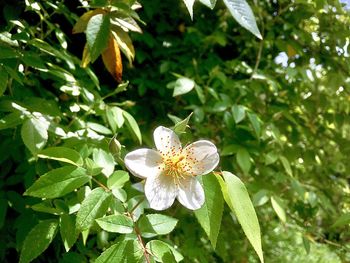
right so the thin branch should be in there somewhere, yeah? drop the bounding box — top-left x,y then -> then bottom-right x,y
91,177 -> 110,192
250,39 -> 264,80
129,197 -> 145,214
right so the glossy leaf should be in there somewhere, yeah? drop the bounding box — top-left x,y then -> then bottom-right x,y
183,0 -> 195,19
24,166 -> 89,199
76,187 -> 112,231
19,219 -> 58,263
173,77 -> 195,97
107,170 -> 129,189
86,13 -> 110,62
95,214 -> 133,233
194,173 -> 223,248
232,105 -> 246,124
223,0 -> 262,39
222,171 -> 264,263
236,148 -> 251,174
270,196 -> 286,223
38,147 -> 83,166
138,214 -> 178,238
146,240 -> 183,263
21,117 -> 48,155
122,110 -> 142,144
94,239 -> 143,263
60,214 -> 79,252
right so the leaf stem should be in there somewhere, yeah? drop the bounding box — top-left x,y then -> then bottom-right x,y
91,177 -> 110,192
129,197 -> 145,214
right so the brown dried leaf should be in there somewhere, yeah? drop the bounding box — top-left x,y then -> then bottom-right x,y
102,36 -> 123,82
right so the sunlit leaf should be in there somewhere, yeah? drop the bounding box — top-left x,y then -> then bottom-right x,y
221,171 -> 264,263
102,36 -> 123,82
38,147 -> 83,166
95,214 -> 133,233
223,0 -> 262,39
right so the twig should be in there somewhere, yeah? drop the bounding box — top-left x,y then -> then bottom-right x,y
129,197 -> 145,214
250,39 -> 264,80
91,177 -> 110,192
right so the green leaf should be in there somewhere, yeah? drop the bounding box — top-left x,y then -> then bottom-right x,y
60,214 -> 79,252
122,110 -> 142,144
279,156 -> 293,176
92,148 -> 115,177
222,0 -> 262,39
199,0 -> 217,9
0,68 -> 8,96
173,112 -> 193,134
95,240 -> 144,263
236,148 -> 251,174
146,240 -> 183,263
38,147 -> 83,166
232,105 -> 246,124
182,0 -> 195,19
24,166 -> 89,199
222,171 -> 264,263
270,196 -> 286,223
247,112 -> 261,137
0,198 -> 8,229
172,77 -> 195,97
21,117 -> 48,155
138,214 -> 178,238
194,173 -> 223,248
76,187 -> 112,231
73,9 -> 104,34
95,214 -> 133,233
19,219 -> 58,263
331,213 -> 350,228
0,111 -> 24,130
86,13 -> 110,62
106,106 -> 124,133
107,170 -> 129,189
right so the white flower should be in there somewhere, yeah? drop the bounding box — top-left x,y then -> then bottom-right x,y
124,126 -> 219,210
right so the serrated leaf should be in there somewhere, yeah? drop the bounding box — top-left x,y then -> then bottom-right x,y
270,196 -> 286,223
60,214 -> 79,252
24,166 -> 89,199
76,187 -> 112,231
95,240 -> 143,263
194,173 -> 223,248
223,0 -> 262,39
146,240 -> 183,263
38,147 -> 83,166
138,214 -> 178,238
102,36 -> 123,82
199,0 -> 217,9
96,214 -> 133,233
19,219 -> 58,263
236,148 -> 251,174
86,13 -> 110,62
183,0 -> 195,20
232,105 -> 246,123
21,117 -> 48,155
107,170 -> 129,189
122,110 -> 142,144
222,171 -> 264,263
173,77 -> 195,97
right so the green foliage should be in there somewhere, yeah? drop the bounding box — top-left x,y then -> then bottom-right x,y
1,0 -> 350,262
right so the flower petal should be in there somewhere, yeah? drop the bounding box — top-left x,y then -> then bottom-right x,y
124,149 -> 162,179
184,140 -> 219,176
145,174 -> 177,210
153,126 -> 182,155
177,176 -> 205,210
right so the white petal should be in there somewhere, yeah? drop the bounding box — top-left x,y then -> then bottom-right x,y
153,126 -> 182,155
124,149 -> 162,179
184,140 -> 219,176
177,176 -> 205,210
145,174 -> 177,210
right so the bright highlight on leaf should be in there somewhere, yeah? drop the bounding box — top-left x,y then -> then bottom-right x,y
124,126 -> 219,210
220,171 -> 264,263
102,36 -> 123,82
